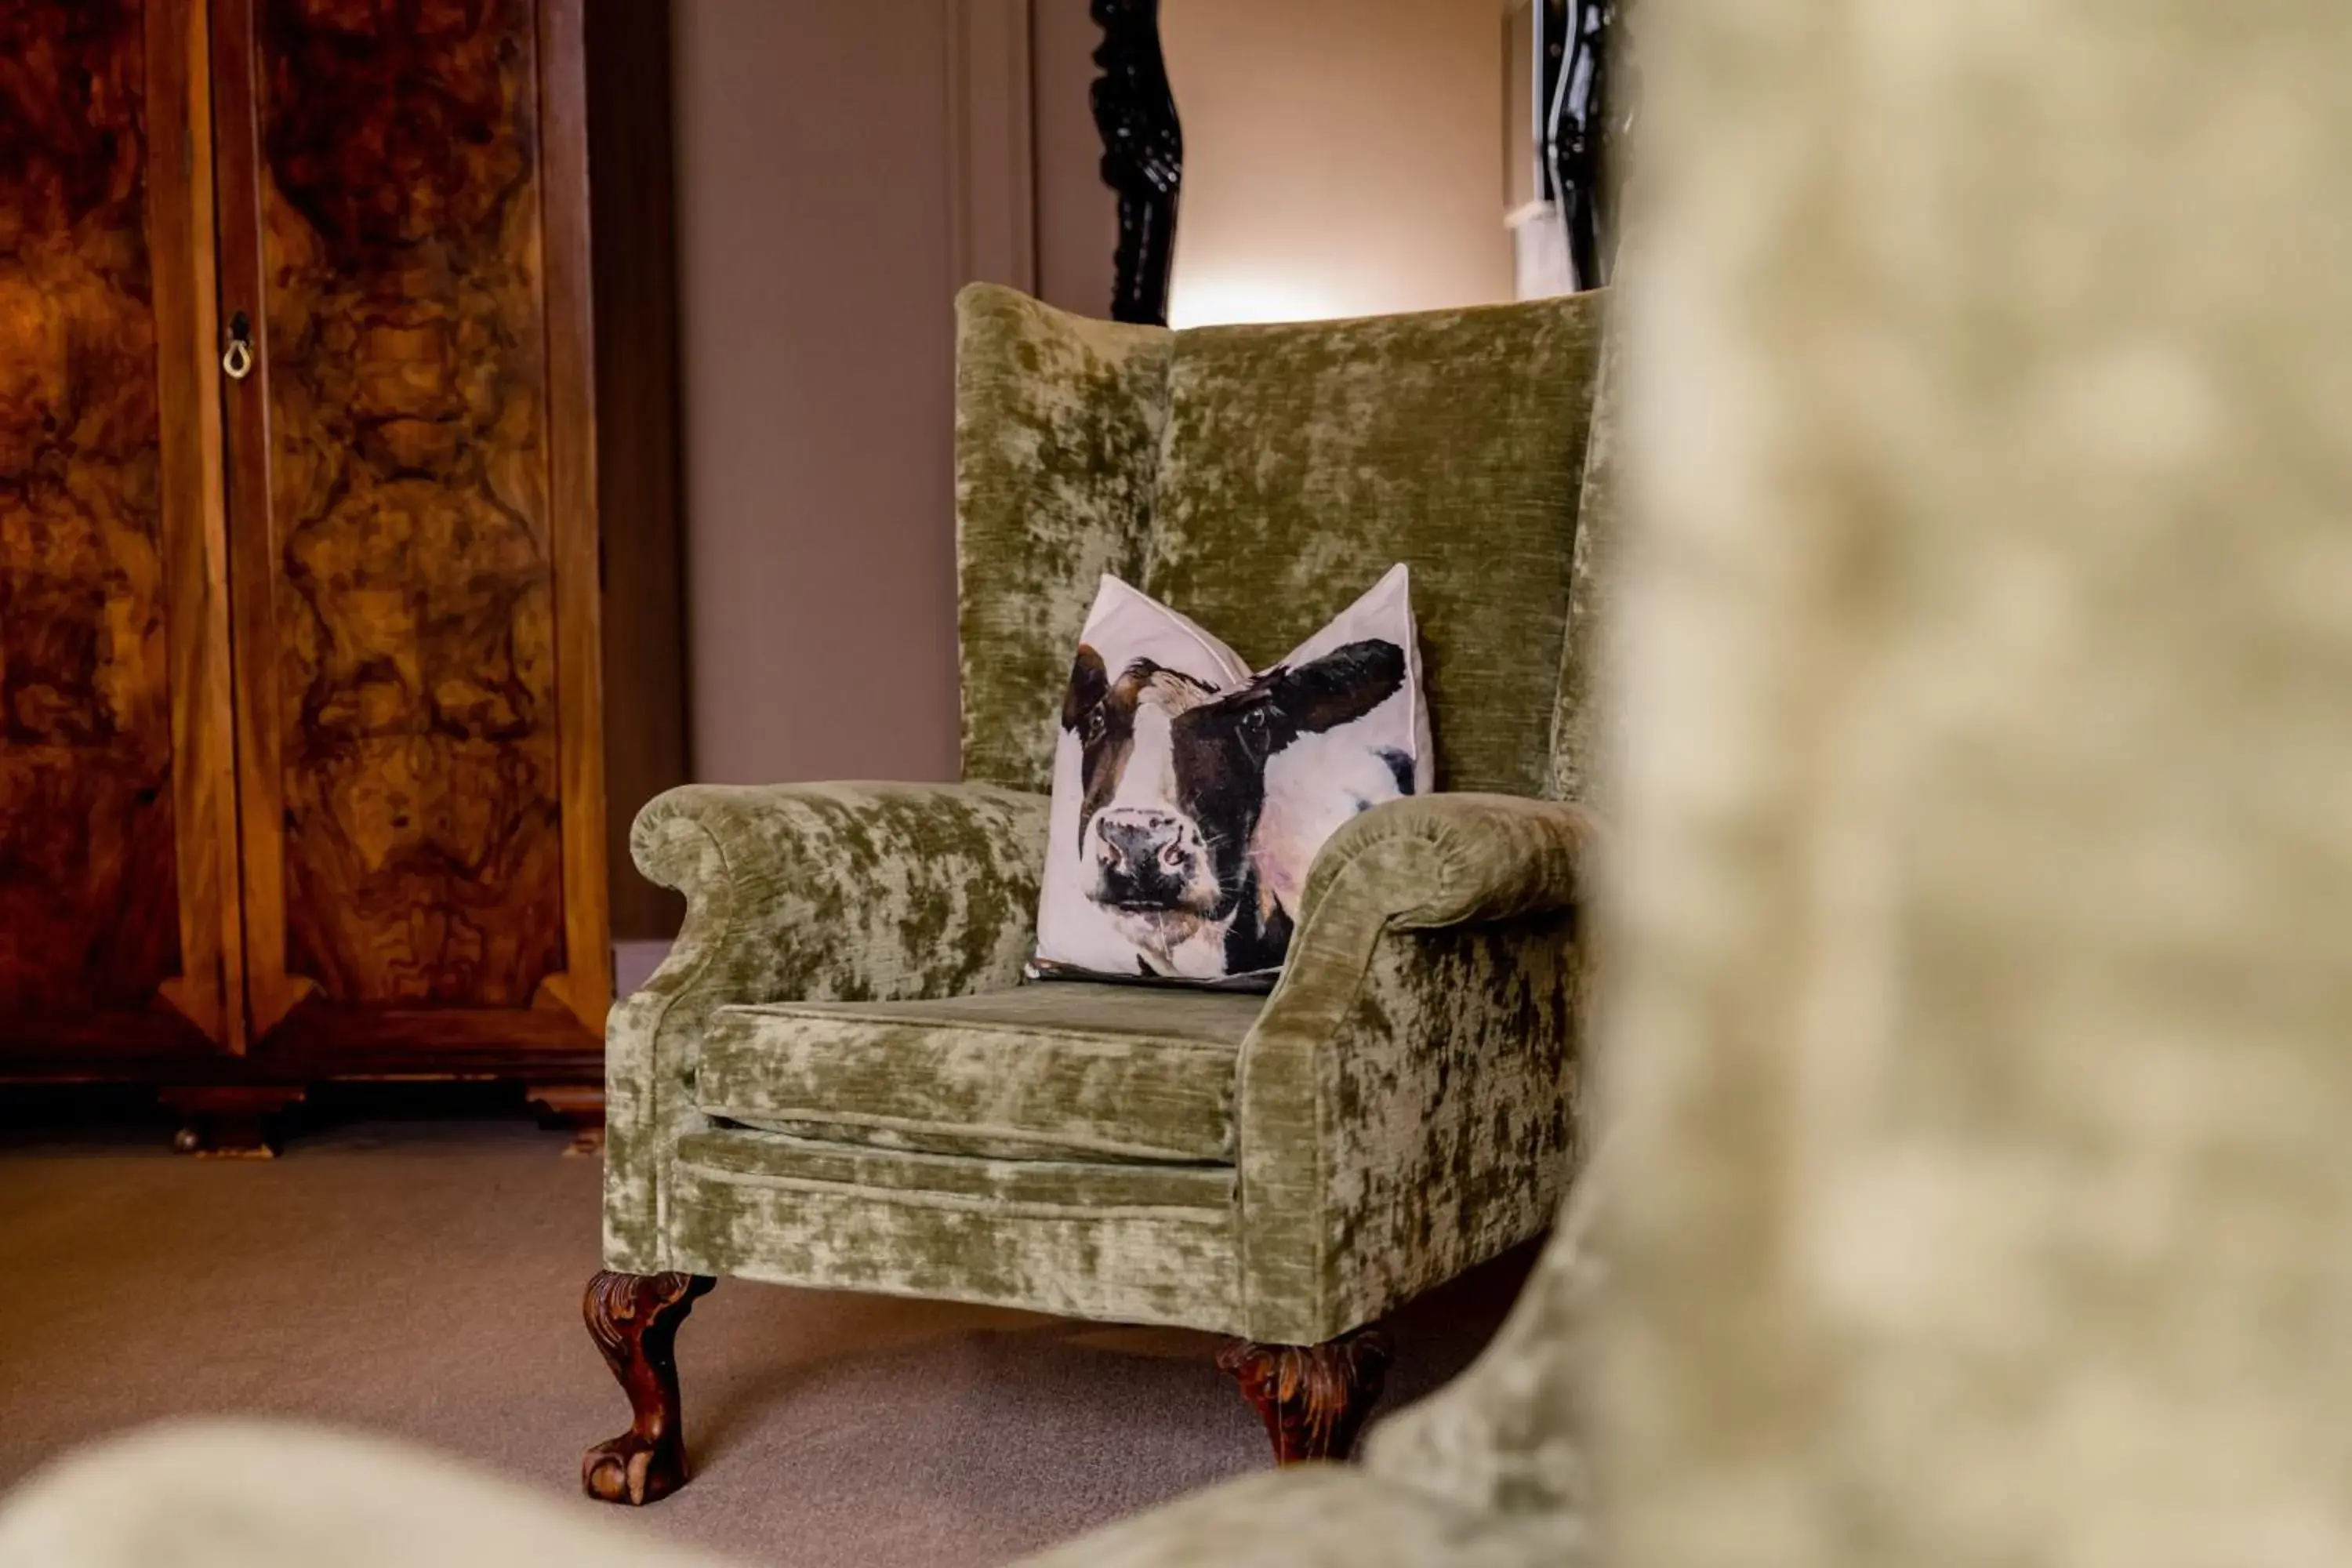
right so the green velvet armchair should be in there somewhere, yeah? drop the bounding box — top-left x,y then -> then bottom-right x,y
583,284 -> 1611,1504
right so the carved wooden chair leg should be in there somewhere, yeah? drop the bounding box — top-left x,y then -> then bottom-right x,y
582,1270 -> 715,1504
1218,1325 -> 1392,1465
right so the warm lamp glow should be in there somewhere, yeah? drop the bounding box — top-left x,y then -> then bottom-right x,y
1165,275 -> 1344,329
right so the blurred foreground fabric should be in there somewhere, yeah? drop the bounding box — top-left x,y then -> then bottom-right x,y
1601,0 -> 2352,1564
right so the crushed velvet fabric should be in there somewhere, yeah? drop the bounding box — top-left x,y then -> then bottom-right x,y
604,781 -> 1051,1269
1014,1171 -> 1595,1562
663,1149 -> 1241,1330
696,984 -> 1257,1163
1546,312 -> 1622,804
1606,0 -> 2352,1557
676,1127 -> 1234,1210
953,284 -> 1610,800
1366,1164 -> 1600,1519
1236,794 -> 1599,1344
609,289 -> 1607,1358
1016,1468 -> 1585,1568
1145,296 -> 1605,797
956,285 -> 1174,793
611,784 -> 1595,1342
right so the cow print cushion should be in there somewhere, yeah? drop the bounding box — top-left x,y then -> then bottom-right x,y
1030,564 -> 1432,987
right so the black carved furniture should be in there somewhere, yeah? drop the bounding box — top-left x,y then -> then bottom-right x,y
1091,0 -> 1183,325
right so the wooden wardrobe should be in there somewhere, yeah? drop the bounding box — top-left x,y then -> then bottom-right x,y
0,0 -> 612,1135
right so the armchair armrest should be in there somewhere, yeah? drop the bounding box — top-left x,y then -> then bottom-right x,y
604,780 -> 1050,1269
1236,794 -> 1602,1344
1290,792 -> 1599,932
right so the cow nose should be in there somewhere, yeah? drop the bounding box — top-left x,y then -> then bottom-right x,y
1094,809 -> 1186,876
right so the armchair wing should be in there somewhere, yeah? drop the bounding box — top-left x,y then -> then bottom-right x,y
604,781 -> 1051,1270
1237,794 -> 1602,1345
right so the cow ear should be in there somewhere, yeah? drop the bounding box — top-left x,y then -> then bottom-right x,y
1062,644 -> 1109,731
1271,639 -> 1407,740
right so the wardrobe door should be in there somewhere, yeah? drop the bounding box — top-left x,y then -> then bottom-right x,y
0,0 -> 245,1059
212,0 -> 608,1056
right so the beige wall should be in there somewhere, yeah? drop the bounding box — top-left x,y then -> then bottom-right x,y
1160,0 -> 1513,325
671,0 -> 963,786
667,0 -> 1500,789
670,0 -> 1118,789
1032,0 -> 1120,317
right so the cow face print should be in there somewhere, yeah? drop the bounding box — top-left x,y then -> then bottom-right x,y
1033,566 -> 1428,985
1060,640 -> 1407,975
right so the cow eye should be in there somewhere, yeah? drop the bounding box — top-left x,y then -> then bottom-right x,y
1082,710 -> 1106,743
1239,707 -> 1272,755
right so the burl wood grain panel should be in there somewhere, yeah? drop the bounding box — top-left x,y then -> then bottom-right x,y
261,0 -> 564,1007
0,0 -> 184,1013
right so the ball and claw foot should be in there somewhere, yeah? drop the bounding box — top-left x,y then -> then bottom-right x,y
1218,1324 -> 1392,1465
583,1428 -> 688,1508
581,1269 -> 714,1504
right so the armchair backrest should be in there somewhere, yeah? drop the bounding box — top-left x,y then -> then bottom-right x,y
954,285 -> 1609,799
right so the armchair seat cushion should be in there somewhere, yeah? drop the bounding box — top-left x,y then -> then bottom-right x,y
697,982 -> 1261,1164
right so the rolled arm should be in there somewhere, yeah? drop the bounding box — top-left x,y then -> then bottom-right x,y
1290,792 -> 1601,932
604,780 -> 1050,1269
1236,794 -> 1602,1343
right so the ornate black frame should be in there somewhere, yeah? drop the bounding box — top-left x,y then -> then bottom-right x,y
1089,0 -> 1181,325
1541,0 -> 1628,289
1087,3 -> 1627,315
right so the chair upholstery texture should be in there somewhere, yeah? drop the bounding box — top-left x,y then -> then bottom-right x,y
699,985 -> 1255,1162
1145,304 -> 1602,797
1018,1171 -> 1599,1566
954,286 -> 1604,798
605,285 -> 1609,1348
956,289 -> 1172,793
603,779 -> 1051,1265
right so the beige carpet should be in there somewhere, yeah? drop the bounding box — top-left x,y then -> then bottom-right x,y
0,1095 -> 1526,1566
